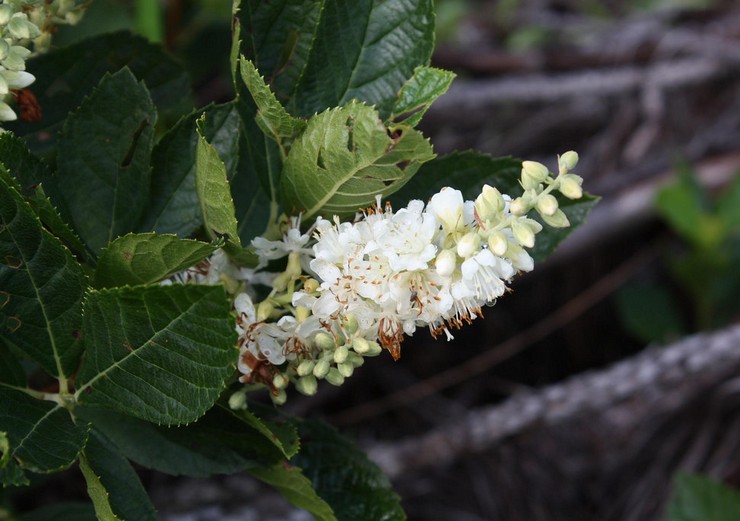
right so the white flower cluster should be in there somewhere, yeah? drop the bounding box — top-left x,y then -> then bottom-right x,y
0,0 -> 87,123
168,152 -> 584,405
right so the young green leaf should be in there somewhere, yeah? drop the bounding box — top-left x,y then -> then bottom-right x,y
0,176 -> 87,379
389,66 -> 456,127
290,419 -> 405,521
668,473 -> 740,521
79,431 -> 156,521
93,233 -> 216,289
0,389 -> 88,475
249,464 -> 337,521
238,58 -> 306,155
195,115 -> 241,250
56,67 -> 156,255
281,101 -> 435,218
76,285 -> 237,425
140,103 -> 241,237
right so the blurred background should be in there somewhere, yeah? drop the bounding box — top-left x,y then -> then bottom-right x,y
18,0 -> 740,519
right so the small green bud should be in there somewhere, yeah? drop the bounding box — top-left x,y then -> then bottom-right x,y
456,232 -> 480,258
334,344 -> 349,364
342,314 -> 359,335
314,332 -> 335,351
228,390 -> 247,410
325,367 -> 345,386
256,300 -> 273,322
347,352 -> 365,367
286,251 -> 302,279
511,220 -> 535,248
558,151 -> 579,173
542,208 -> 570,228
295,305 -> 310,322
535,193 -> 559,217
521,161 -> 549,190
365,341 -> 383,357
0,40 -> 9,62
352,336 -> 370,354
558,174 -> 583,199
8,13 -> 40,40
271,389 -> 287,405
509,197 -> 529,216
487,231 -> 508,256
0,5 -> 13,26
475,184 -> 504,221
303,277 -> 320,293
337,362 -> 354,378
296,360 -> 315,377
313,358 -> 331,378
295,375 -> 318,396
272,373 -> 289,390
435,249 -> 457,278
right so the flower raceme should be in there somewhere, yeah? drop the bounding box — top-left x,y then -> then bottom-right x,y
168,153 -> 585,404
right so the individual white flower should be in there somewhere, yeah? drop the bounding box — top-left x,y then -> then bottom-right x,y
428,187 -> 465,233
252,215 -> 313,267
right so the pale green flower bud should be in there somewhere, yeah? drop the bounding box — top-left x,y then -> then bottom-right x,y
511,220 -> 535,248
256,300 -> 273,322
333,344 -> 349,364
0,6 -> 13,26
558,174 -> 583,199
0,74 -> 8,96
228,390 -> 247,410
271,270 -> 290,292
342,314 -> 358,335
536,193 -> 559,217
3,46 -> 30,71
347,352 -> 365,367
337,362 -> 354,378
435,249 -> 456,277
286,251 -> 302,279
365,341 -> 383,357
313,358 -> 331,378
303,278 -> 320,293
272,373 -> 289,390
457,232 -> 480,258
271,389 -> 287,405
509,197 -> 529,216
521,161 -> 549,190
0,101 -> 17,121
325,367 -> 345,386
314,332 -> 335,351
475,184 -> 504,221
8,13 -> 40,40
296,359 -> 315,376
487,231 -> 508,257
558,151 -> 579,173
542,208 -> 570,228
295,375 -> 318,396
295,305 -> 310,322
0,40 -> 9,62
352,336 -> 370,354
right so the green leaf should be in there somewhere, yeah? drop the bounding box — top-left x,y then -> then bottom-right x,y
222,403 -> 300,460
76,284 -> 237,425
56,67 -> 156,255
6,31 -> 191,151
0,344 -> 26,387
238,58 -> 306,155
79,404 -> 297,478
0,430 -> 27,486
93,233 -> 216,289
655,165 -> 708,247
195,116 -> 242,250
615,284 -> 685,343
0,135 -> 85,255
19,502 -> 96,521
281,101 -> 434,218
249,465 -> 337,521
295,0 -> 435,118
291,419 -> 405,521
0,176 -> 87,379
717,174 -> 740,232
79,431 -> 156,521
140,103 -> 241,237
0,389 -> 88,474
668,473 -> 740,521
389,151 -> 598,262
389,66 -> 456,127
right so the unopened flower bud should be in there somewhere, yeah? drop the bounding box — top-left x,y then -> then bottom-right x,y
337,362 -> 354,378
342,314 -> 359,335
256,300 -> 273,322
509,197 -> 529,216
365,341 -> 383,357
271,389 -> 287,405
536,193 -> 559,216
313,358 -> 331,378
272,373 -> 289,390
558,174 -> 583,199
457,232 -> 480,258
286,251 -> 302,279
511,220 -> 535,248
325,368 -> 345,386
352,336 -> 370,354
475,185 -> 504,221
521,161 -> 549,190
542,208 -> 570,228
347,352 -> 365,367
228,390 -> 247,410
296,360 -> 315,376
487,232 -> 508,256
334,344 -> 349,364
303,278 -> 320,293
314,332 -> 335,351
295,375 -> 318,396
435,249 -> 457,277
295,305 -> 311,322
0,5 -> 13,25
558,151 -> 579,173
